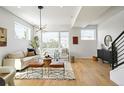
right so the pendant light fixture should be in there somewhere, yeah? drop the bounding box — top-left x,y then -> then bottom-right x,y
37,6 -> 44,31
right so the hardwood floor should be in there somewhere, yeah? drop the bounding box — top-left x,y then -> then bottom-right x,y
14,58 -> 117,86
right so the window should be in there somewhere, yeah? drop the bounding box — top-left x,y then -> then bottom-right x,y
42,32 -> 59,48
60,32 -> 69,48
42,32 -> 69,56
81,29 -> 96,40
15,22 -> 31,40
42,32 -> 69,49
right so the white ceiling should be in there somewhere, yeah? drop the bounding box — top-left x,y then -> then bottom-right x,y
2,6 -> 122,31
73,6 -> 111,27
3,6 -> 78,31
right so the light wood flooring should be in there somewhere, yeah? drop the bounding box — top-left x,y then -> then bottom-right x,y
14,58 -> 117,86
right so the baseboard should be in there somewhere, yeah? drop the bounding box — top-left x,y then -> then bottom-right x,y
75,57 -> 92,60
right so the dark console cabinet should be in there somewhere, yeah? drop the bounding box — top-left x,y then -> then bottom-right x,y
97,49 -> 112,63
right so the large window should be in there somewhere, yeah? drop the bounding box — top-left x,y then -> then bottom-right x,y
15,22 -> 31,40
42,32 -> 69,49
42,32 -> 59,48
81,29 -> 96,40
60,32 -> 69,48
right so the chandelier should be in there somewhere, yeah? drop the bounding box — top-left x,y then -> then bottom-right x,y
36,6 -> 46,32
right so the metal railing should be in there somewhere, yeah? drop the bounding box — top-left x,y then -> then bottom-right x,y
112,31 -> 124,69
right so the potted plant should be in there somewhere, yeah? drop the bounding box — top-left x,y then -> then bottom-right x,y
30,36 -> 40,54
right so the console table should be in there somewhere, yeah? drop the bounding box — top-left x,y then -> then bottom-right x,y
97,49 -> 112,64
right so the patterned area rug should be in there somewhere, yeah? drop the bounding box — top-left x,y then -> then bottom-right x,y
15,62 -> 75,80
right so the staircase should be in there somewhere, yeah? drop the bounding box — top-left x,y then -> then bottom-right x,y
110,31 -> 124,85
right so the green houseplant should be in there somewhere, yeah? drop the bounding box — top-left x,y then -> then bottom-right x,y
30,36 -> 39,49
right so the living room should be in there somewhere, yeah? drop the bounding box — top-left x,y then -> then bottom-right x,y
1,6 -> 124,87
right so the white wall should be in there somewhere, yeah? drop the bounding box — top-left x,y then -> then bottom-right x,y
98,9 -> 124,49
69,26 -> 97,58
97,7 -> 124,86
0,7 -> 33,66
110,64 -> 124,85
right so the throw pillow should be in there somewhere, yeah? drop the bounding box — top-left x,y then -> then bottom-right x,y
27,51 -> 35,56
27,48 -> 37,55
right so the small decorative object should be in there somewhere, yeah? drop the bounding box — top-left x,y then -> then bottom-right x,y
104,35 -> 112,47
92,56 -> 98,61
0,27 -> 7,47
45,55 -> 51,58
73,36 -> 78,44
43,52 -> 51,58
44,51 -> 48,57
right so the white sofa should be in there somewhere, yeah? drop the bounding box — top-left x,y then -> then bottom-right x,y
3,51 -> 40,70
0,66 -> 16,86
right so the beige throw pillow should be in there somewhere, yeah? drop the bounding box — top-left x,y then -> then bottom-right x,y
27,51 -> 35,57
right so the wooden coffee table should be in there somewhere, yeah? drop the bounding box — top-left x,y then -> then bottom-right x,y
25,58 -> 65,78
48,61 -> 65,77
26,60 -> 44,77
43,58 -> 52,67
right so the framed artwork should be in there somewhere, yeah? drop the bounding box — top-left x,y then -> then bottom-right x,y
0,27 -> 7,46
73,36 -> 78,44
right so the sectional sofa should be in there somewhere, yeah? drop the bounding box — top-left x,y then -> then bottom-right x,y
3,51 -> 40,70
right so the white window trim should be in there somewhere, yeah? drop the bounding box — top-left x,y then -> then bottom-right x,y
81,29 -> 96,40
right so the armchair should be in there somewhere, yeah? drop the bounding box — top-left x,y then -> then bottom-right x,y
60,48 -> 69,61
0,66 -> 16,86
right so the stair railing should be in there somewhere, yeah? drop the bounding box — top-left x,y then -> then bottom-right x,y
112,31 -> 124,69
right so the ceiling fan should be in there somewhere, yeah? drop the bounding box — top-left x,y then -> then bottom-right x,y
36,6 -> 47,32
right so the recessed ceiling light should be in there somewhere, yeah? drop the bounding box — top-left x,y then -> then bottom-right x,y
17,6 -> 21,8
